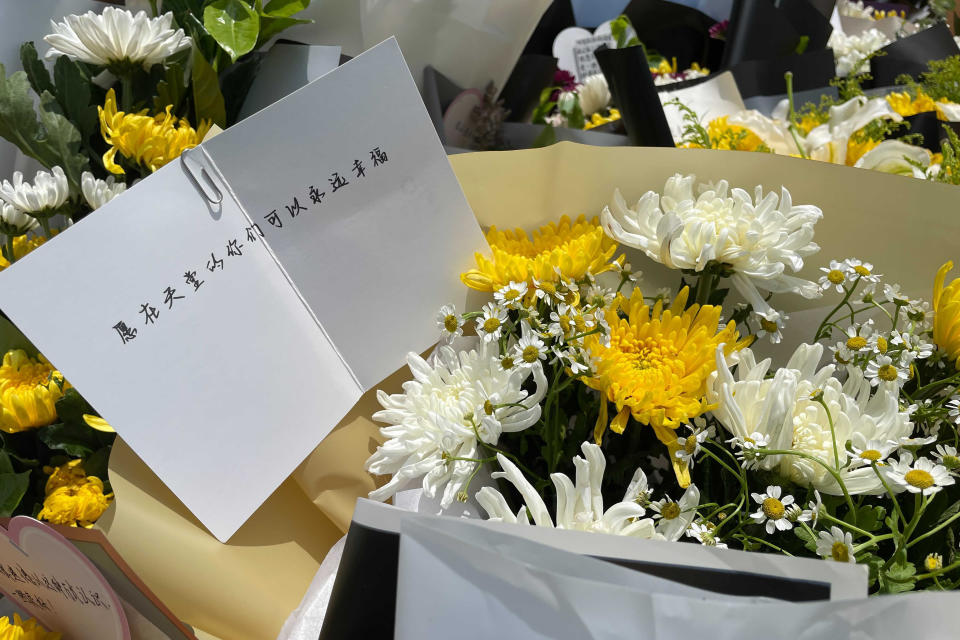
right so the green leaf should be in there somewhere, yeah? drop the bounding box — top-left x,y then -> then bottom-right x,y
882,561 -> 917,594
850,504 -> 886,532
263,0 -> 310,17
0,471 -> 30,517
53,56 -> 98,143
191,49 -> 227,127
154,62 -> 188,115
610,15 -> 635,49
256,15 -> 311,47
82,446 -> 112,489
19,42 -> 54,97
793,525 -> 819,553
0,451 -> 14,475
937,498 -> 960,525
0,64 -> 89,190
54,388 -> 96,426
204,0 -> 260,62
37,422 -> 99,457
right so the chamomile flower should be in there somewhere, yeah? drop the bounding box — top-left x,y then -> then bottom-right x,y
830,342 -> 854,365
728,432 -> 770,469
887,453 -> 955,495
868,333 -> 889,355
435,304 -> 463,340
819,260 -> 848,293
674,418 -> 713,470
947,396 -> 960,424
933,445 -> 960,472
494,281 -> 528,309
686,522 -> 727,549
755,310 -> 787,344
583,283 -> 615,308
925,553 -> 944,571
843,322 -> 874,352
848,439 -> 897,468
882,283 -> 908,304
816,527 -> 855,563
553,346 -> 590,376
891,331 -> 934,360
844,258 -> 880,284
864,354 -> 909,387
548,303 -> 576,341
751,485 -> 795,533
514,322 -> 548,365
784,503 -> 812,524
649,484 -> 700,541
808,490 -> 824,526
477,303 -> 508,343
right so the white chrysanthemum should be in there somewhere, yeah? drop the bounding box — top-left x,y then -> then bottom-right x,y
854,140 -> 932,179
709,342 -> 913,495
804,97 -> 901,163
366,342 -> 546,508
887,452 -> 955,496
81,171 -> 126,210
0,203 -> 38,237
816,526 -> 855,562
0,167 -> 70,217
838,0 -> 874,18
477,441 -> 663,539
828,28 -> 891,77
601,174 -> 821,322
44,7 -> 192,69
577,74 -> 611,116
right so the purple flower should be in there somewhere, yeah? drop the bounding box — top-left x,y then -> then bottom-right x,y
709,19 -> 728,40
553,69 -> 577,91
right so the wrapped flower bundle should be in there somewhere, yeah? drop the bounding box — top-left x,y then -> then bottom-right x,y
366,172 -> 960,593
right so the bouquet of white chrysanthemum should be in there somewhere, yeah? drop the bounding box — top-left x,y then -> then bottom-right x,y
364,171 -> 960,594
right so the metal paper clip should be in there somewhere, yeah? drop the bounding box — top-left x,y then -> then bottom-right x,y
180,146 -> 223,205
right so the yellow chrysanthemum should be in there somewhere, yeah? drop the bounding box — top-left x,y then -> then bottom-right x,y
650,58 -> 678,75
933,261 -> 960,367
797,113 -> 824,134
0,235 -> 47,270
38,460 -> 112,528
887,89 -> 958,121
583,287 -> 749,485
845,133 -> 880,165
681,116 -> 766,151
0,614 -> 60,640
583,108 -> 621,130
99,88 -> 211,175
461,215 -> 621,292
0,350 -> 69,433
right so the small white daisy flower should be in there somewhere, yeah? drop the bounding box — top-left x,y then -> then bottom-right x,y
925,553 -> 944,571
649,484 -> 700,541
686,522 -> 728,549
583,284 -> 615,309
844,258 -> 880,283
933,445 -> 960,472
867,333 -> 890,356
751,485 -> 795,534
887,453 -> 955,495
548,303 -> 576,341
891,331 -> 934,360
882,283 -> 908,304
848,439 -> 896,468
674,417 -> 713,470
864,354 -> 909,387
819,260 -> 848,293
784,503 -> 812,524
477,302 -> 508,343
947,396 -> 960,424
494,281 -> 529,309
754,310 -> 787,344
514,322 -> 548,365
808,490 -> 824,527
435,304 -> 463,340
830,342 -> 854,365
728,432 -> 770,469
842,322 -> 874,352
816,526 -> 855,563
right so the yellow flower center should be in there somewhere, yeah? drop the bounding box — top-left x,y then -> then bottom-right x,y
827,269 -> 845,284
501,356 -> 515,370
558,315 -> 572,333
846,336 -> 867,350
877,364 -> 898,382
483,400 -> 494,415
522,345 -> 540,363
853,265 -> 871,277
925,554 -> 943,571
482,318 -> 501,333
834,352 -> 850,364
759,318 -> 778,333
942,455 -> 960,469
684,437 -> 698,455
660,502 -> 681,520
504,289 -> 521,300
859,449 -> 882,462
876,336 -> 888,353
443,315 -> 459,333
761,497 -> 785,520
539,282 -> 557,296
905,469 -> 935,489
832,541 -> 850,562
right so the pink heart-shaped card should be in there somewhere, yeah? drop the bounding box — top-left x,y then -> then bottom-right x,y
0,516 -> 129,639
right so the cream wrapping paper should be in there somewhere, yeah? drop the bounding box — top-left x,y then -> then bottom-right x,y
102,144 -> 960,639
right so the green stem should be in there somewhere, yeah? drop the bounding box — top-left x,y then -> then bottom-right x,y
813,395 -> 841,470
38,217 -> 52,238
819,511 -> 875,538
884,493 -> 925,571
871,462 -> 906,525
120,73 -> 134,113
760,449 -> 857,523
739,534 -> 794,556
695,271 -> 717,306
4,234 -> 15,264
906,504 -> 960,549
784,72 -> 809,159
853,533 -> 895,554
814,282 -> 859,342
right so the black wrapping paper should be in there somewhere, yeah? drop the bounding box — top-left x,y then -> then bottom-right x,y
730,48 -> 837,97
894,112 -> 960,152
595,45 -> 675,146
870,23 -> 960,86
722,0 -> 804,67
621,0 -> 725,70
499,54 -> 558,123
773,0 -> 834,51
522,0 -> 576,56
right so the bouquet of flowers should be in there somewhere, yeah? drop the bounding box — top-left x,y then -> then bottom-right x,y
676,53 -> 960,184
364,171 -> 960,593
0,1 -> 311,527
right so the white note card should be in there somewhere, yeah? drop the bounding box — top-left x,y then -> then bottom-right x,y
0,38 -> 487,542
